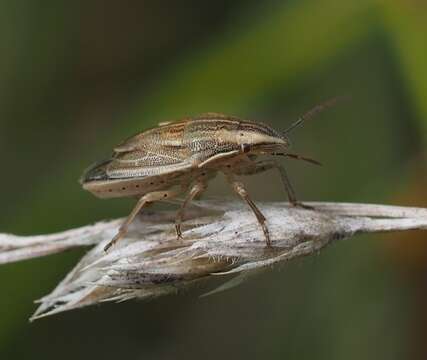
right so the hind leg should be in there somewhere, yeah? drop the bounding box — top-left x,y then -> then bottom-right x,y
104,188 -> 183,252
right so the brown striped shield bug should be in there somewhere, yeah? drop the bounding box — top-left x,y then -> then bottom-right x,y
80,98 -> 342,251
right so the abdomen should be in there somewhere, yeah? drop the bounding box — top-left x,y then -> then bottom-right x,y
80,159 -> 193,199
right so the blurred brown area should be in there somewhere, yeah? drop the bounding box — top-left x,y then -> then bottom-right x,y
385,156 -> 427,270
383,156 -> 427,360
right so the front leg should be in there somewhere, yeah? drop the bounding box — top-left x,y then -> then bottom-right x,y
236,159 -> 312,209
276,164 -> 313,209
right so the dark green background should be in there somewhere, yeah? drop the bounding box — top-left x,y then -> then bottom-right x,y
1,1 -> 426,359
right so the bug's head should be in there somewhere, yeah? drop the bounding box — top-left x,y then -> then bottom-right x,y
237,96 -> 346,155
235,122 -> 289,155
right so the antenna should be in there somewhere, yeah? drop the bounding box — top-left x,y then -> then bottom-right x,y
283,96 -> 348,135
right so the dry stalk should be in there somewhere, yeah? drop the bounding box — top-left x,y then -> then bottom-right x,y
0,200 -> 426,321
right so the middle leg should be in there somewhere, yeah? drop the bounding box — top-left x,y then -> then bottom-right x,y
224,172 -> 271,246
175,180 -> 207,239
104,188 -> 183,252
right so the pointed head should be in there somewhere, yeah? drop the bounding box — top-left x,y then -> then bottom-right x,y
234,121 -> 289,154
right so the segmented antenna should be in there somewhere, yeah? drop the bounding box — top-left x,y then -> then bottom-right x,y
283,96 -> 348,135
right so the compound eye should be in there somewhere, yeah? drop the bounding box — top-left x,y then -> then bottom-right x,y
241,143 -> 250,153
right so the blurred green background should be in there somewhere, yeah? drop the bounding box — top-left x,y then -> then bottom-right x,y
1,0 -> 426,359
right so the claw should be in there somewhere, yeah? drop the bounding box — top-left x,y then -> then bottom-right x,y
292,201 -> 314,210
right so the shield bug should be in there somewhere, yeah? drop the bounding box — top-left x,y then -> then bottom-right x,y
80,98 -> 341,251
